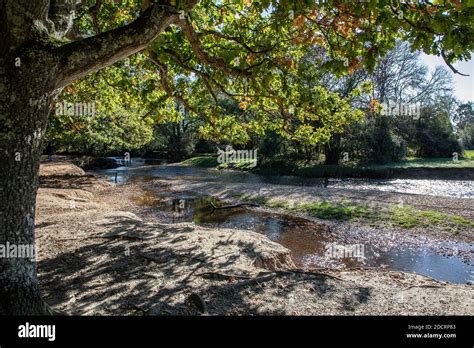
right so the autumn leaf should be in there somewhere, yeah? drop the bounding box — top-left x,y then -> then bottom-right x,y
293,15 -> 305,29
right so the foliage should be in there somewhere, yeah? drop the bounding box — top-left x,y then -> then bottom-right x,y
455,102 -> 474,149
348,114 -> 407,164
181,156 -> 219,167
414,107 -> 462,157
53,0 -> 474,158
45,54 -> 159,155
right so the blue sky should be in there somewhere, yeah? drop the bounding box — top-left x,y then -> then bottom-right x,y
421,54 -> 473,103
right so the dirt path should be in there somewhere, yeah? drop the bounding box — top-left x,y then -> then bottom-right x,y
36,162 -> 473,315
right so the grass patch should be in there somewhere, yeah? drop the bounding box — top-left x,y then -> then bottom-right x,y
391,206 -> 424,228
419,210 -> 446,224
299,201 -> 372,221
233,160 -> 257,170
464,149 -> 474,159
182,156 -> 257,170
390,206 -> 474,229
181,156 -> 218,168
262,198 -> 473,231
447,215 -> 474,227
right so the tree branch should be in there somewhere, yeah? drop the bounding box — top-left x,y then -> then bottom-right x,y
162,48 -> 233,98
51,1 -> 200,90
162,48 -> 254,99
176,17 -> 252,78
1,0 -> 50,49
441,49 -> 469,77
148,52 -> 199,115
199,29 -> 275,54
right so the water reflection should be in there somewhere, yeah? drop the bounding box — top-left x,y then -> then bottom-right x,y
134,192 -> 472,284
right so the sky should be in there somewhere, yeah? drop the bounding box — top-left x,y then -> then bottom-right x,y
421,53 -> 474,103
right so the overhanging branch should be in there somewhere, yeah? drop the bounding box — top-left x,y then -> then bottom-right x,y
148,51 -> 199,115
441,50 -> 469,77
51,5 -> 177,89
50,1 -> 200,90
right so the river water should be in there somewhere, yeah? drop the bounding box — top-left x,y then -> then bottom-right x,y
91,159 -> 474,284
100,158 -> 474,198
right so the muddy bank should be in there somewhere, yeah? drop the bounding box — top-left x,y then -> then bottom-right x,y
36,162 -> 473,315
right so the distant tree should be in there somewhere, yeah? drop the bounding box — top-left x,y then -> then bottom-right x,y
323,41 -> 458,165
454,102 -> 474,150
414,106 -> 462,157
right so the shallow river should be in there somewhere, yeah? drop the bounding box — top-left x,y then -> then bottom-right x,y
90,159 -> 473,284
98,158 -> 474,198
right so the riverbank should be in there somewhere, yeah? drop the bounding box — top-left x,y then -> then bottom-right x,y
35,161 -> 473,315
152,176 -> 474,243
181,155 -> 474,180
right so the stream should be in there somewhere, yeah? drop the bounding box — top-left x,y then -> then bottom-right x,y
100,158 -> 474,198
91,159 -> 474,284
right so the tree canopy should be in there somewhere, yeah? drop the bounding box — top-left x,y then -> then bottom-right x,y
48,0 -> 474,149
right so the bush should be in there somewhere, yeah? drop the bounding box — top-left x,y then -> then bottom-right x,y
347,115 -> 406,164
414,109 -> 462,157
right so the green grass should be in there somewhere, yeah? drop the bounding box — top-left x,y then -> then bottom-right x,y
233,160 -> 257,170
299,201 -> 372,221
419,210 -> 446,224
364,156 -> 474,169
464,150 -> 474,159
181,156 -> 218,168
446,214 -> 474,227
391,206 -> 425,228
181,156 -> 257,170
390,206 -> 474,229
264,198 -> 474,231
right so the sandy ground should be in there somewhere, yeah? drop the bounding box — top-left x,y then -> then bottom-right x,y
35,162 -> 473,315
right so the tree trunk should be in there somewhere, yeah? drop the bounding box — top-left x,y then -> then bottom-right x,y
0,59 -> 56,315
0,0 -> 193,315
324,134 -> 342,165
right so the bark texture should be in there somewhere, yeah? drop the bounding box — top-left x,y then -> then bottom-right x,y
0,0 -> 199,315
0,52 -> 55,314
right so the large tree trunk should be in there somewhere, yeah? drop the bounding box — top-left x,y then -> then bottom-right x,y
0,59 -> 56,314
0,0 -> 194,315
